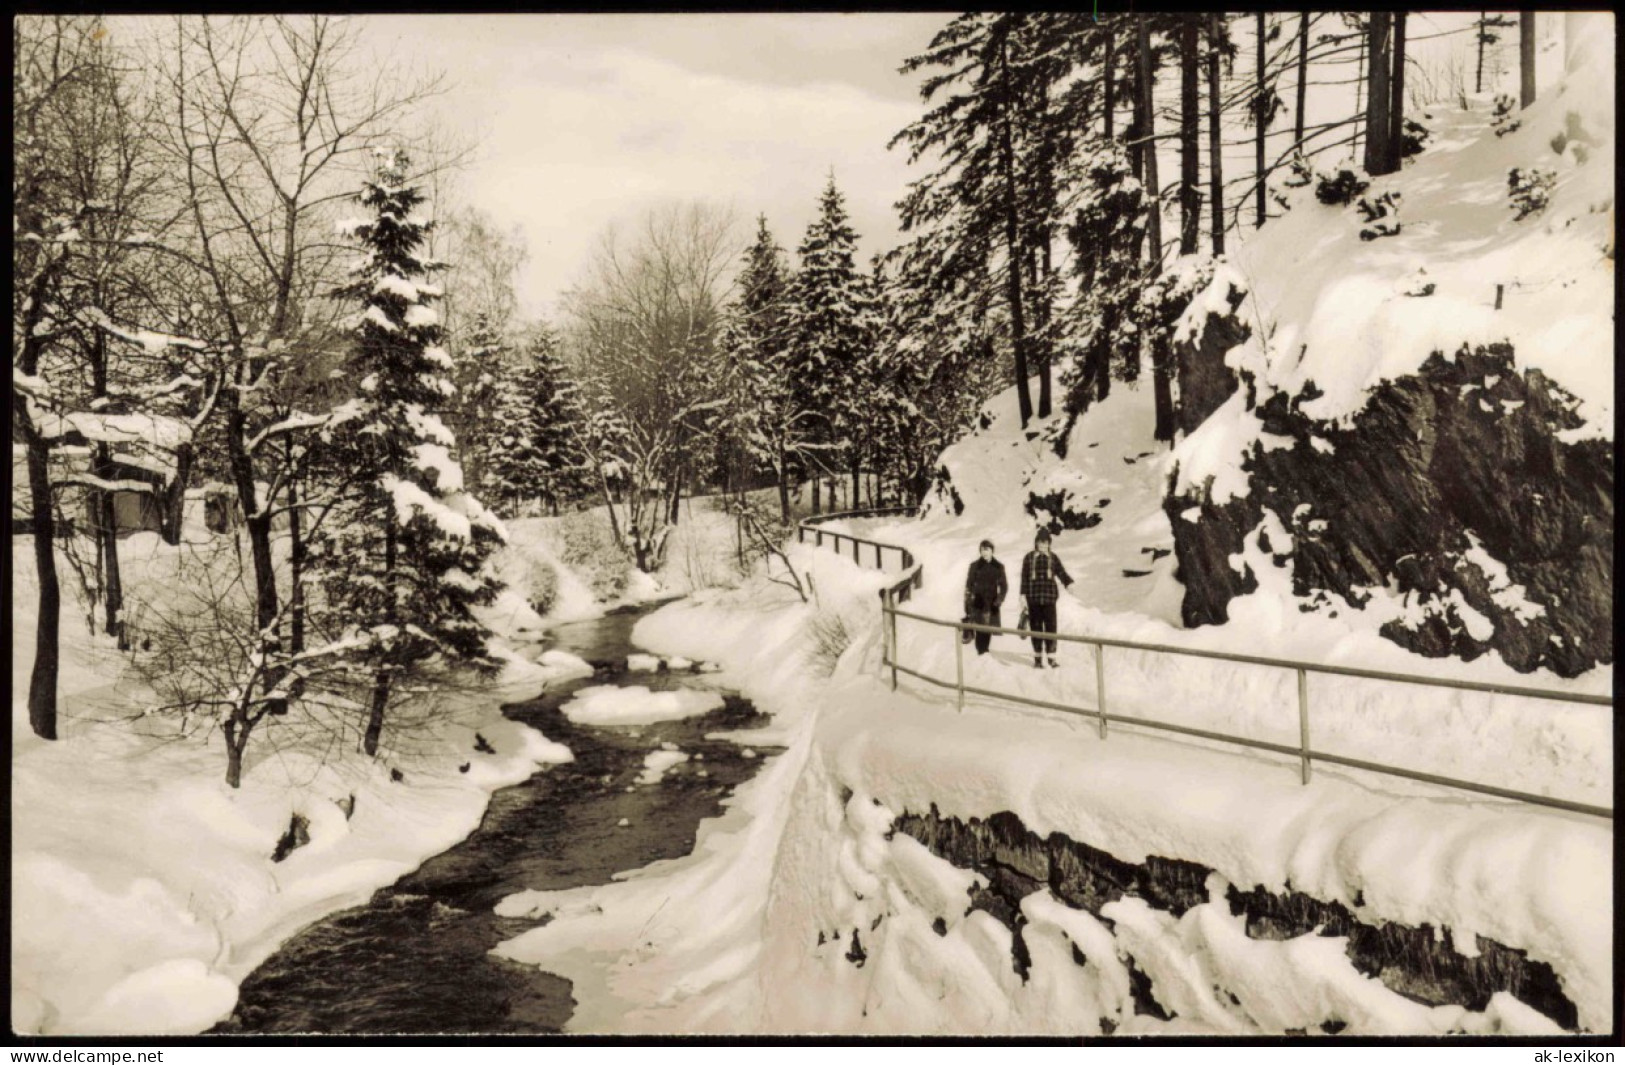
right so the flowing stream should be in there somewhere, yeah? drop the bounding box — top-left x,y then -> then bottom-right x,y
213,602 -> 774,1034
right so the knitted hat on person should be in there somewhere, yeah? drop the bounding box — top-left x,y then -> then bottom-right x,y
979,539 -> 995,552
1035,529 -> 1052,544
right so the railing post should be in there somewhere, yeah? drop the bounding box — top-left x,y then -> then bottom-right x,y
1095,642 -> 1108,740
875,542 -> 882,569
1297,667 -> 1311,784
797,525 -> 804,544
878,589 -> 889,679
889,591 -> 899,691
954,622 -> 965,711
816,529 -> 823,548
853,537 -> 860,564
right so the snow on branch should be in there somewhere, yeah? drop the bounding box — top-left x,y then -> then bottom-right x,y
57,473 -> 158,494
247,409 -> 332,454
76,306 -> 210,355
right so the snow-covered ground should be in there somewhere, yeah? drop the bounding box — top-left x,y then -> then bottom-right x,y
9,531 -> 593,1035
10,475 -> 767,1035
1176,19 -> 1612,511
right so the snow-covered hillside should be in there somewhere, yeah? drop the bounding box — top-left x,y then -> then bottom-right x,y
1163,26 -> 1613,678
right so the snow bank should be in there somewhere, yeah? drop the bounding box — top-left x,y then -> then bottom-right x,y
10,533 -> 583,1036
560,685 -> 724,728
636,746 -> 690,785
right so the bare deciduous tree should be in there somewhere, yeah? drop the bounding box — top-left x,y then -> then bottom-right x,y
563,202 -> 739,571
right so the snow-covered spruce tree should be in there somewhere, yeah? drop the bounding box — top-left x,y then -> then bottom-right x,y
1063,142 -> 1149,419
450,311 -> 508,495
892,13 -> 1092,429
717,215 -> 799,519
313,150 -> 505,759
878,238 -> 1007,504
482,325 -> 589,517
786,176 -> 878,512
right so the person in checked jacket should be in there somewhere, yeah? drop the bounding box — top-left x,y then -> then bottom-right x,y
1019,529 -> 1074,669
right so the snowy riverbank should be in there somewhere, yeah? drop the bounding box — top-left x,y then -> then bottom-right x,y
10,532 -> 593,1035
10,480 -> 766,1035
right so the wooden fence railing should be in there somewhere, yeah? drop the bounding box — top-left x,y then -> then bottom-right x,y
799,510 -> 1614,821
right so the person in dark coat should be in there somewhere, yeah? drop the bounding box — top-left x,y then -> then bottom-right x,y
1020,529 -> 1074,668
963,539 -> 1007,655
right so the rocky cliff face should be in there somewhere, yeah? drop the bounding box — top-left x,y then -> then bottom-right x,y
1167,340 -> 1612,677
895,806 -> 1577,1030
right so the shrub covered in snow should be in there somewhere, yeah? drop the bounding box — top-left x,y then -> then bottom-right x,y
806,607 -> 853,678
545,508 -> 629,602
1314,169 -> 1369,206
1492,94 -> 1522,138
1356,191 -> 1403,241
1507,167 -> 1556,220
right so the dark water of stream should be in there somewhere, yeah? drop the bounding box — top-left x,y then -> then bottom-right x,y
212,603 -> 775,1035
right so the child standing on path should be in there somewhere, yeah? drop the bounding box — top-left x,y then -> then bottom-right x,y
963,539 -> 1008,656
1019,529 -> 1074,669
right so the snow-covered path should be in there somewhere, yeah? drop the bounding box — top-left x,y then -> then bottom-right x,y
803,406 -> 1611,818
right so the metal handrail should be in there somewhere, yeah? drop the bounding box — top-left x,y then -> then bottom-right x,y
797,510 -> 1614,821
797,508 -> 923,601
899,611 -> 1614,709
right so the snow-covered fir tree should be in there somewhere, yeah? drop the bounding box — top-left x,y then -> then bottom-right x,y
482,325 -> 589,517
786,176 -> 879,510
311,150 -> 506,758
1062,142 -> 1149,417
450,311 -> 509,493
716,215 -> 798,518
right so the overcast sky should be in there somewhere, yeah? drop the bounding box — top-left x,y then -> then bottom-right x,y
355,14 -> 948,321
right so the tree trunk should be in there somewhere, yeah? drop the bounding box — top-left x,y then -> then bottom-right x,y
1136,16 -> 1164,270
1255,12 -> 1268,228
159,442 -> 191,546
1354,31 -> 1366,157
1364,12 -> 1393,176
1094,304 -> 1116,404
1102,28 -> 1116,141
851,459 -> 861,510
96,459 -> 125,648
996,37 -> 1034,429
288,463 -> 304,655
1208,13 -> 1227,255
1138,15 -> 1174,443
1179,15 -> 1202,256
812,475 -> 821,516
1519,11 -> 1536,108
225,715 -> 247,788
89,333 -> 124,645
1295,14 -> 1310,145
1389,12 -> 1408,171
363,669 -> 392,757
777,464 -> 792,523
25,439 -> 60,740
1476,12 -> 1487,94
1037,250 -> 1053,421
597,465 -> 624,546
